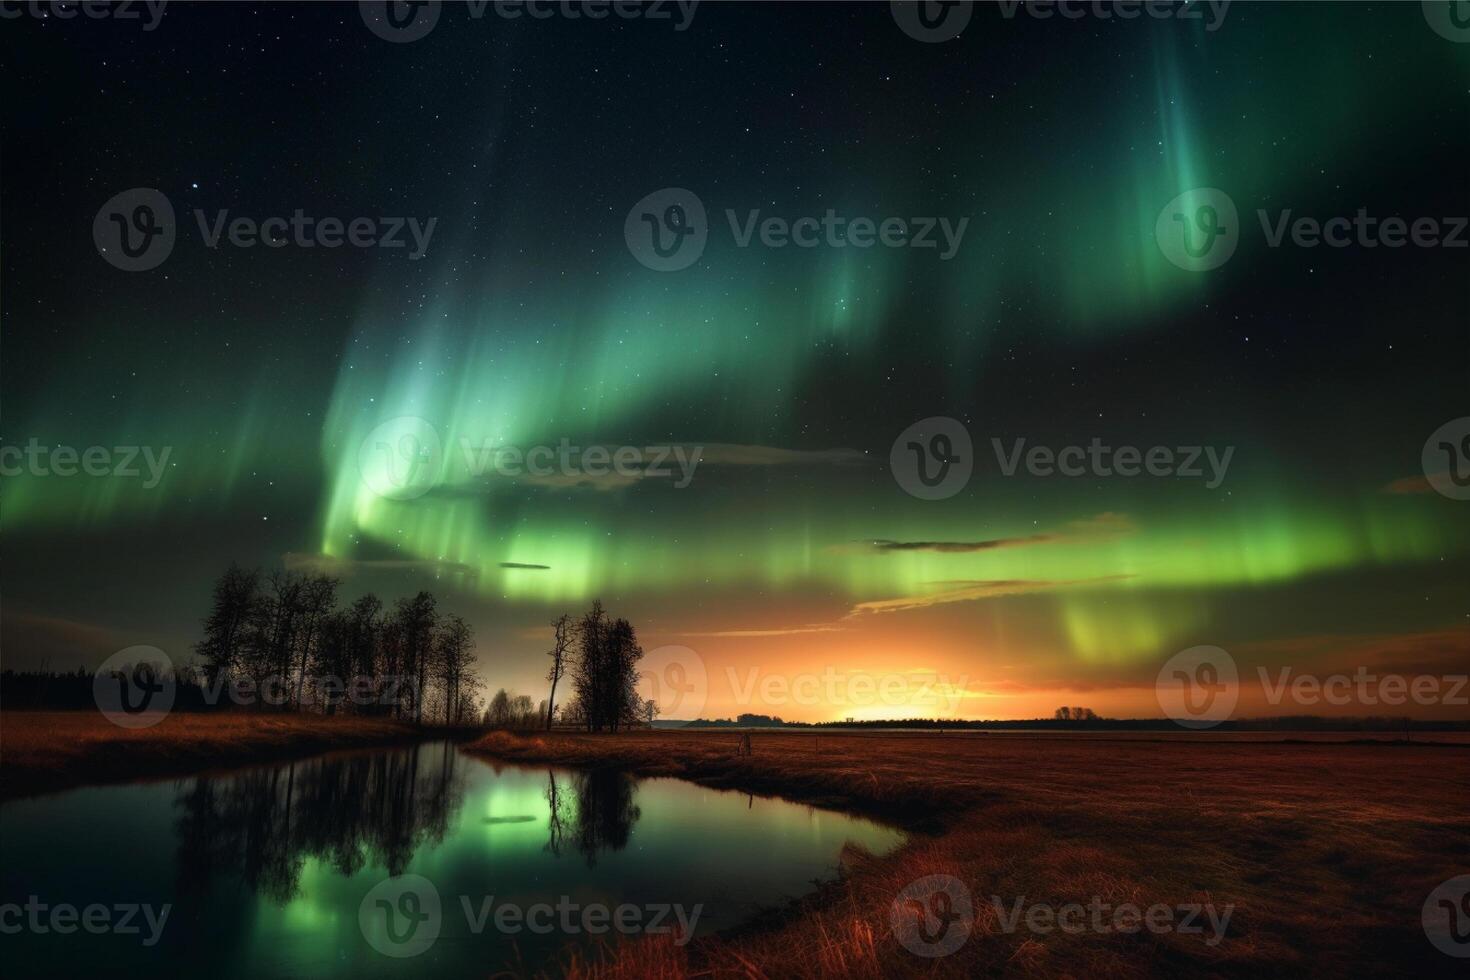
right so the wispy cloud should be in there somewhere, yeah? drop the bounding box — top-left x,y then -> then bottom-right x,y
846,574 -> 1134,616
1382,475 -> 1435,495
432,442 -> 870,494
283,552 -> 478,579
693,444 -> 869,467
679,623 -> 851,638
864,512 -> 1135,555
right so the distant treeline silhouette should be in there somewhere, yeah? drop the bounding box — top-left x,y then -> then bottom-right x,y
657,715 -> 1470,732
0,564 -> 486,720
193,564 -> 482,723
2,578 -> 656,732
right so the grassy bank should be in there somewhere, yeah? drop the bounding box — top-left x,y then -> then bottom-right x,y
0,711 -> 463,801
467,729 -> 1470,978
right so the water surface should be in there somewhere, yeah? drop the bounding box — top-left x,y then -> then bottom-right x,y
0,741 -> 902,977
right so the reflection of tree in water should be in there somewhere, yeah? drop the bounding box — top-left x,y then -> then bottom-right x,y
557,768 -> 641,867
173,742 -> 466,903
544,769 -> 567,857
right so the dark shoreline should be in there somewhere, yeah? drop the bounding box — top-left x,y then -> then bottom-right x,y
0,711 -> 483,803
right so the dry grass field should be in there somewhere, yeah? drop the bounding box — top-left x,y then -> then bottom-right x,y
469,729 -> 1470,979
3,717 -> 1464,976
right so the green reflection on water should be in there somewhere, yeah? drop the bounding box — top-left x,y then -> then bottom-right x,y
0,742 -> 902,978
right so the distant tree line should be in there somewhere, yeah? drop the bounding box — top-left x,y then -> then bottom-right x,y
649,715 -> 1470,733
483,689 -> 545,729
660,713 -> 788,729
193,563 -> 483,723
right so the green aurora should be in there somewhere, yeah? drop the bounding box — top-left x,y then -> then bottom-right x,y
3,2 -> 1467,716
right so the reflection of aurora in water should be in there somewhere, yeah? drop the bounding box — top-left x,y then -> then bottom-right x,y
0,742 -> 902,978
172,742 -> 648,900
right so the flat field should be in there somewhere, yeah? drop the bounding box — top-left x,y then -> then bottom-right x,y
469,729 -> 1470,978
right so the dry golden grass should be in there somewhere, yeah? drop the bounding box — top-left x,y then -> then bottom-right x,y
0,710 -> 425,800
469,729 -> 1470,979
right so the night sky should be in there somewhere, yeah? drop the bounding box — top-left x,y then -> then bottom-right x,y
3,1 -> 1468,720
